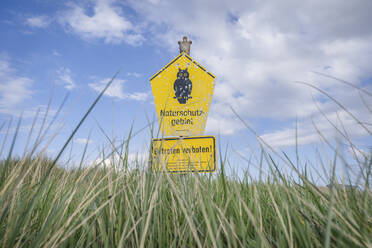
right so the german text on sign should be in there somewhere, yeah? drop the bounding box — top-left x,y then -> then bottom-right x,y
152,136 -> 216,173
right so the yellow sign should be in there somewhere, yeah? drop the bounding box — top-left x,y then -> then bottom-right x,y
152,136 -> 216,173
150,53 -> 215,136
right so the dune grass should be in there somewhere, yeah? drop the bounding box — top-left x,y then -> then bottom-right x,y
0,151 -> 370,247
0,75 -> 371,247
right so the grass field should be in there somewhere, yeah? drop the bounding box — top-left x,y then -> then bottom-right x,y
0,77 -> 371,247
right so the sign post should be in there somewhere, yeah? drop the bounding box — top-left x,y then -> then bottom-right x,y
150,37 -> 216,173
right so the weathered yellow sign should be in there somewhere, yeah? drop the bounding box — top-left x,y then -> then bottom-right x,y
150,53 -> 215,137
152,136 -> 216,173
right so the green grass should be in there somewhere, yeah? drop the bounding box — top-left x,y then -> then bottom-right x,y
0,76 -> 371,247
0,153 -> 370,247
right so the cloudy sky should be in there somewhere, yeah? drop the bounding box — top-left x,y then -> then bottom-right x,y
0,0 -> 371,177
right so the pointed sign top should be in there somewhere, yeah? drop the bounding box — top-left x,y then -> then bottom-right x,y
150,53 -> 215,137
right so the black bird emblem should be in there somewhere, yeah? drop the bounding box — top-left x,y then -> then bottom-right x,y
174,68 -> 192,104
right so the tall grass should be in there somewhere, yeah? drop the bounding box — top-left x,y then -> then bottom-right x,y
0,76 -> 371,247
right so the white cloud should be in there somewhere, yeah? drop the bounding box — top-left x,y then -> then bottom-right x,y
0,58 -> 33,114
205,110 -> 244,135
91,152 -> 148,170
89,77 -> 149,101
127,0 -> 372,145
89,78 -> 126,99
0,77 -> 33,107
346,147 -> 369,162
60,0 -> 144,45
0,59 -> 60,124
260,109 -> 371,148
205,118 -> 236,135
128,152 -> 148,165
0,58 -> 11,77
52,50 -> 62,56
75,138 -> 94,144
127,72 -> 142,78
127,92 -> 149,101
25,15 -> 50,28
57,67 -> 75,90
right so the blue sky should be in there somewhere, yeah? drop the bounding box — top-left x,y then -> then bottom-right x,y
0,0 -> 371,182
